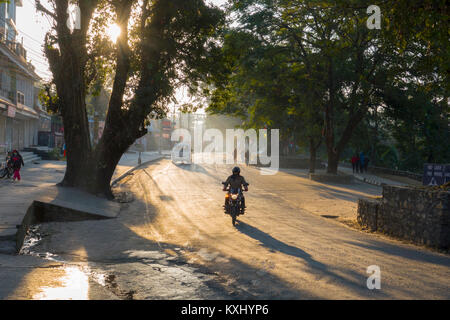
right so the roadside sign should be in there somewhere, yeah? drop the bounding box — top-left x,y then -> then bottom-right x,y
423,164 -> 450,186
7,105 -> 15,118
162,120 -> 172,128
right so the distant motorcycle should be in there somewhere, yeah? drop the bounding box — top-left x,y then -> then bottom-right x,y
222,182 -> 245,226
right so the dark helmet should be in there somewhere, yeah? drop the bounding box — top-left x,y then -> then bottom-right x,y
232,166 -> 240,174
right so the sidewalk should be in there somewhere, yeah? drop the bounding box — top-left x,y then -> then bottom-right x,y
338,166 -> 416,187
114,151 -> 163,180
0,151 -> 162,254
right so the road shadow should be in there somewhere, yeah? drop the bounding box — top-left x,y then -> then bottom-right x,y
6,185 -> 320,299
308,183 -> 380,202
235,221 -> 316,262
234,221 -> 392,298
174,162 -> 222,180
345,240 -> 450,267
269,168 -> 381,201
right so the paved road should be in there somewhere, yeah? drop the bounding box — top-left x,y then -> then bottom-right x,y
5,158 -> 449,299
125,159 -> 450,299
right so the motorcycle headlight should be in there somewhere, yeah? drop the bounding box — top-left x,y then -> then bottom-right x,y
231,194 -> 238,200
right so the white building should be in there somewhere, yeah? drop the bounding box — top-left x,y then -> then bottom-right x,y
0,0 -> 43,154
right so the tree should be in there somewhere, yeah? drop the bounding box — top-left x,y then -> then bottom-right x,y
36,0 -> 224,198
206,0 -> 392,173
86,81 -> 110,145
345,0 -> 450,171
211,0 -> 449,175
204,30 -> 324,172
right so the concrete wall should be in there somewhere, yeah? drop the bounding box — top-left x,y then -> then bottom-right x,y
357,185 -> 450,249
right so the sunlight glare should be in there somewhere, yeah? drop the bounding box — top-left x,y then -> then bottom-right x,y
107,24 -> 121,43
33,266 -> 89,300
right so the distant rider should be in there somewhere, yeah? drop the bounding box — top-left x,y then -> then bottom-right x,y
223,166 -> 249,213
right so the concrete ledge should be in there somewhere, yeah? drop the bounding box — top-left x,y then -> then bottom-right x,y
112,154 -> 165,186
34,186 -> 120,219
16,186 -> 121,252
309,172 -> 354,184
352,174 -> 384,187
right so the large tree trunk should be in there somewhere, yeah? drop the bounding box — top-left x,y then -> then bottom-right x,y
323,56 -> 366,174
308,137 -> 321,173
40,0 -> 216,198
55,55 -> 92,188
326,147 -> 340,174
89,135 -> 129,199
324,58 -> 338,174
43,0 -> 135,199
309,143 -> 316,173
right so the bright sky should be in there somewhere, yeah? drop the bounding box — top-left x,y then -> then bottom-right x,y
16,0 -> 53,80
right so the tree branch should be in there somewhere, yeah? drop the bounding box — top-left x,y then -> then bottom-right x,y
35,0 -> 57,20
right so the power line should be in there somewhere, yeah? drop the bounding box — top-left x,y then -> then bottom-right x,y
0,15 -> 47,47
0,16 -> 51,68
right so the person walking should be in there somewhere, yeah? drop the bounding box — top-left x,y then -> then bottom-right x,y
363,156 -> 370,173
359,151 -> 365,174
11,150 -> 24,182
351,154 -> 358,173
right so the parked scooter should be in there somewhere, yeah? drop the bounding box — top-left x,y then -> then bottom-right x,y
0,160 -> 13,179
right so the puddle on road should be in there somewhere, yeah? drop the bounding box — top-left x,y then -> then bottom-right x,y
18,226 -> 237,299
32,266 -> 89,300
19,225 -> 109,300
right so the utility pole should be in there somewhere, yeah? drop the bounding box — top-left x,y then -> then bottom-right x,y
158,119 -> 162,155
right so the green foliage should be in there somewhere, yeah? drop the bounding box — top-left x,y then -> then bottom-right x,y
40,0 -> 225,141
38,83 -> 61,115
86,83 -> 110,121
49,147 -> 63,161
205,0 -> 449,171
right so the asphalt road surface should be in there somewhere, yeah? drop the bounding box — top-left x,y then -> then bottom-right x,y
8,158 -> 449,300
121,158 -> 450,299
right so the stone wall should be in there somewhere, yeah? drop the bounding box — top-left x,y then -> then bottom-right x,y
357,185 -> 450,249
357,198 -> 379,231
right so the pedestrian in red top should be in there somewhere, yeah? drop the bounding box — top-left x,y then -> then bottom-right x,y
11,150 -> 24,182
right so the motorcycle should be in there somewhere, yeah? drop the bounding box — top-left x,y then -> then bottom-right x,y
222,182 -> 246,226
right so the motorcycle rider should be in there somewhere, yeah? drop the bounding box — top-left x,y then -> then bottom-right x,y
223,166 -> 249,213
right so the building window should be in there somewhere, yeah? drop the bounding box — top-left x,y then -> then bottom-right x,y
17,91 -> 25,105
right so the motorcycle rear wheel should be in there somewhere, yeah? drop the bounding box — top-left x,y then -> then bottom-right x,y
231,207 -> 237,226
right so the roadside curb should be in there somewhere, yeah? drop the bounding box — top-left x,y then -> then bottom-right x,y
322,160 -> 385,187
111,155 -> 166,186
351,173 -> 384,187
